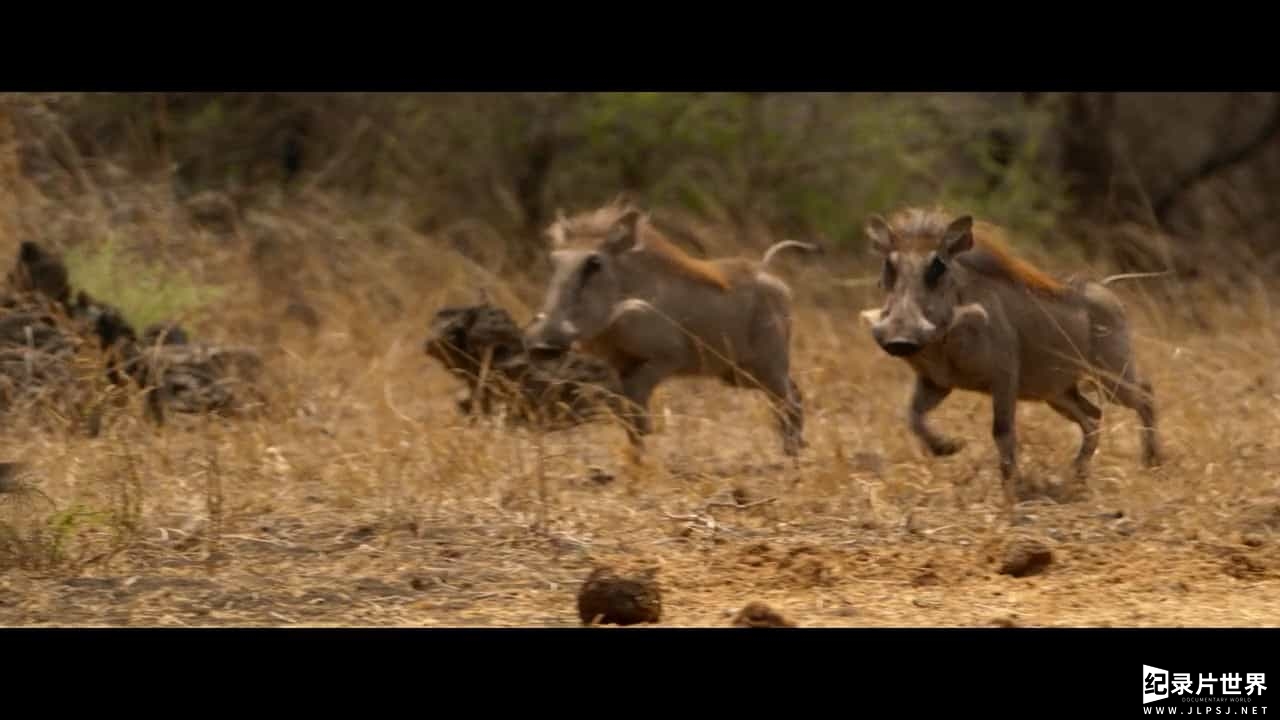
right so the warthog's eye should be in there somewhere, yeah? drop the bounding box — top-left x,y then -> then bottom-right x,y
579,254 -> 603,288
924,256 -> 947,289
881,259 -> 897,289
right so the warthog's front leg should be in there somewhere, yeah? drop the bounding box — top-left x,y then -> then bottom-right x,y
1046,385 -> 1102,480
617,361 -> 678,444
909,376 -> 963,456
991,376 -> 1020,507
605,299 -> 687,449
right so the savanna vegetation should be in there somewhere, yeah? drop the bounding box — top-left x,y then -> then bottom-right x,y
0,92 -> 1276,627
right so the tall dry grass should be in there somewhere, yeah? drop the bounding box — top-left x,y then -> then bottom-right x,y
0,129 -> 1278,626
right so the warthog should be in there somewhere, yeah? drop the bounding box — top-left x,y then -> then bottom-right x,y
861,207 -> 1161,505
524,200 -> 821,455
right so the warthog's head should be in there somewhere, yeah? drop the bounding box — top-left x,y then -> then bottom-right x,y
525,209 -> 642,359
864,212 -> 975,358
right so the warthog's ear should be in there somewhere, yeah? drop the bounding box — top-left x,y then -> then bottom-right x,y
940,215 -> 975,259
603,209 -> 643,255
865,215 -> 896,255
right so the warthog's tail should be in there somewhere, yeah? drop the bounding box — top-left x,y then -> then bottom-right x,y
761,240 -> 823,268
1099,270 -> 1175,286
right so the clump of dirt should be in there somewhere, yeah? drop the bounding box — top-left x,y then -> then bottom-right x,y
991,537 -> 1054,578
576,566 -> 662,626
1040,477 -> 1089,504
1224,553 -> 1269,580
850,451 -> 884,476
738,542 -> 777,568
734,542 -> 841,588
0,462 -> 24,495
731,601 -> 795,627
912,570 -> 942,587
778,545 -> 840,587
1237,501 -> 1280,535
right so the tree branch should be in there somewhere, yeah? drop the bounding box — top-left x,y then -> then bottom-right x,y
1154,93 -> 1280,224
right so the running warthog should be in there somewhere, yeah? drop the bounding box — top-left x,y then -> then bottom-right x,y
525,200 -> 821,455
861,207 -> 1161,504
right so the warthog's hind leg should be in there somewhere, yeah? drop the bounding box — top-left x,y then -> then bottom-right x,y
1046,385 -> 1102,480
1112,376 -> 1161,468
758,371 -> 805,457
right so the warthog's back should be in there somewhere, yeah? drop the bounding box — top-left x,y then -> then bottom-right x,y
636,256 -> 792,377
983,281 -> 1097,399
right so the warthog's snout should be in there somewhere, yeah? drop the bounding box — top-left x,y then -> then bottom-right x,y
881,340 -> 923,357
525,313 -> 578,360
869,313 -> 936,359
867,294 -> 939,360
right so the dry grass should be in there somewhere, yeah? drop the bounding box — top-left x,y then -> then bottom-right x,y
1,178 -> 1279,628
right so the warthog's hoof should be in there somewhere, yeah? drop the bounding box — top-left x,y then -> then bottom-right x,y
1143,448 -> 1164,469
928,437 -> 966,457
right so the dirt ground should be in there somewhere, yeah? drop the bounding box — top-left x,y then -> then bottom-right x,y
2,294 -> 1278,628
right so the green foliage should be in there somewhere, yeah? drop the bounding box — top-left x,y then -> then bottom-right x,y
553,93 -> 1071,258
0,502 -> 115,570
52,92 -> 1075,266
63,234 -> 226,330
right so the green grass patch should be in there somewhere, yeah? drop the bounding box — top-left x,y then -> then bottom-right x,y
62,234 -> 226,331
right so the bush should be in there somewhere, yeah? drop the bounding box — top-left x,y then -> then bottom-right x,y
62,233 -> 226,331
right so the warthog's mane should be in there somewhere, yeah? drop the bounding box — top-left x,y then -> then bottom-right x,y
546,199 -> 731,292
885,207 -> 1067,297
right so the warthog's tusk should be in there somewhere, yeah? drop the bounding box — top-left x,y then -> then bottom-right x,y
949,303 -> 990,329
859,308 -> 884,328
